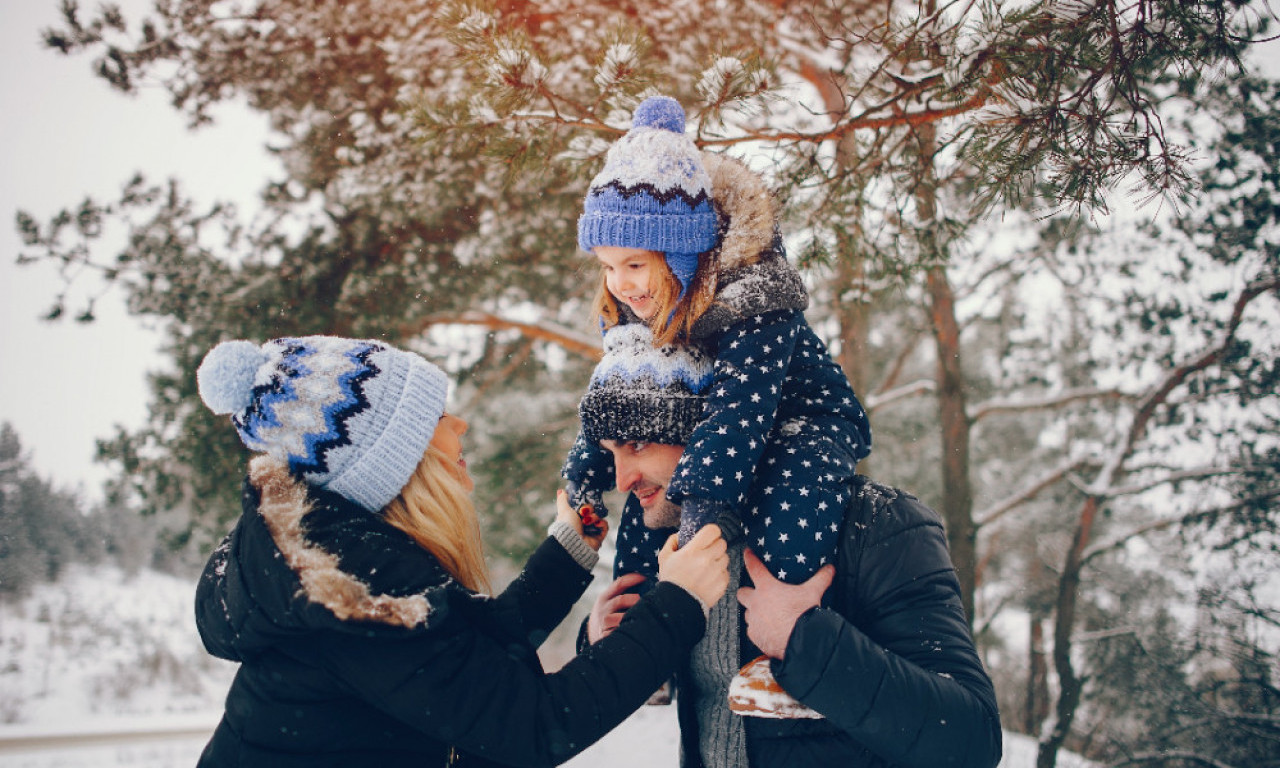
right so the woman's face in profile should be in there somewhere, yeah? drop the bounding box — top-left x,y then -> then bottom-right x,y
430,413 -> 474,491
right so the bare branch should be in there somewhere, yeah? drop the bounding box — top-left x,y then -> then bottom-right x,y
871,327 -> 925,395
406,311 -> 602,361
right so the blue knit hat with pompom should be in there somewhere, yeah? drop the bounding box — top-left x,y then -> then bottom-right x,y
197,336 -> 450,512
578,96 -> 719,293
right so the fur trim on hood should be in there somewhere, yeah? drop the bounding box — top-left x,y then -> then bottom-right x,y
684,153 -> 808,344
249,455 -> 434,628
702,152 -> 777,272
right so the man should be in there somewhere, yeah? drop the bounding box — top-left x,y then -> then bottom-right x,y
575,324 -> 1002,768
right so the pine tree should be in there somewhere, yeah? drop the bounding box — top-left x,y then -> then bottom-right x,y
0,423 -> 96,598
15,5 -> 1280,764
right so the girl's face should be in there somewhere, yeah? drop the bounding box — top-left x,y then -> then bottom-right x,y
429,413 -> 474,492
596,246 -> 663,320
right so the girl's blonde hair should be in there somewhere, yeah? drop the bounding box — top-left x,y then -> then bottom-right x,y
383,446 -> 491,593
590,250 -> 716,346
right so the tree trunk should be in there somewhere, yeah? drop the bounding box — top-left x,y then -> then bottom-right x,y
925,263 -> 978,623
1037,494 -> 1099,768
833,249 -> 869,397
832,242 -> 872,475
1026,612 -> 1050,734
909,0 -> 978,626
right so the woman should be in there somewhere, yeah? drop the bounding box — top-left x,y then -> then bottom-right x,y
193,335 -> 728,767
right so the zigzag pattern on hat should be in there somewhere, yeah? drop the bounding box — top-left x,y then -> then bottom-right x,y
588,179 -> 714,209
236,339 -> 380,478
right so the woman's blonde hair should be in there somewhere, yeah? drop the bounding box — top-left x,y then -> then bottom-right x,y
383,446 -> 491,593
590,250 -> 716,346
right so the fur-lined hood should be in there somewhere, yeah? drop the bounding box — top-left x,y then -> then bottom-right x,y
196,457 -> 454,661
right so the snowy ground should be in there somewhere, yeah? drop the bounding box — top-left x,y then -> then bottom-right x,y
0,566 -> 1092,767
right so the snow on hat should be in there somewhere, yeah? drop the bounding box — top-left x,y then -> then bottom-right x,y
578,96 -> 719,292
197,336 -> 450,512
578,323 -> 714,446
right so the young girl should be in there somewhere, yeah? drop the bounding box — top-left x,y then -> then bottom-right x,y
563,95 -> 873,588
193,334 -> 728,767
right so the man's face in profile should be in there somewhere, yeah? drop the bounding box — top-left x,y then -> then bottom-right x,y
599,439 -> 684,529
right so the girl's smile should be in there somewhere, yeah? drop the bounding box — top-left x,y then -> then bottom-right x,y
595,245 -> 663,320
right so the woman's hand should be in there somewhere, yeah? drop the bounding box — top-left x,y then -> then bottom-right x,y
555,489 -> 609,551
657,524 -> 729,609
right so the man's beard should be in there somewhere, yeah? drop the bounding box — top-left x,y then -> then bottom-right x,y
643,495 -> 682,529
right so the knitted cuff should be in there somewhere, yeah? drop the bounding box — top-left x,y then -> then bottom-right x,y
667,582 -> 711,618
678,498 -> 737,546
548,520 -> 600,572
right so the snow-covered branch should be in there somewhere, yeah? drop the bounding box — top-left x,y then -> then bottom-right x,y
865,378 -> 935,412
1080,277 -> 1280,497
977,457 -> 1092,528
1106,751 -> 1243,768
969,386 -> 1131,423
1081,491 -> 1280,566
1096,466 -> 1254,499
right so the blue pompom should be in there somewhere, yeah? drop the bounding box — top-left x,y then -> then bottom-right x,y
197,340 -> 270,415
632,96 -> 686,134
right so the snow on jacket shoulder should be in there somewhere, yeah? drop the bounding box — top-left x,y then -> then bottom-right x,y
195,456 -> 708,768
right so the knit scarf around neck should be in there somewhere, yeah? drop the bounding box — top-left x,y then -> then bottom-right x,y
689,542 -> 747,768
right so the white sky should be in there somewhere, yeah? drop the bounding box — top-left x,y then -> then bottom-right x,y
1,1 -> 1278,500
1,0 -> 277,498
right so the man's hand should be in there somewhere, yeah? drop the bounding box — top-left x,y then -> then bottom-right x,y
737,549 -> 834,660
555,489 -> 609,551
587,573 -> 647,644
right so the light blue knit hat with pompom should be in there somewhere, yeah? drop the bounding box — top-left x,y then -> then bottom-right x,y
578,96 -> 719,294
197,336 -> 449,512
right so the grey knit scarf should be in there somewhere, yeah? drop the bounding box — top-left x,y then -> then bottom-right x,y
688,542 -> 747,768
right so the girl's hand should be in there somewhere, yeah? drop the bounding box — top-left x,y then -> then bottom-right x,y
657,524 -> 729,609
555,489 -> 609,551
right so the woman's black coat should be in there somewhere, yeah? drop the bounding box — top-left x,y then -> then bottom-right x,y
196,456 -> 706,768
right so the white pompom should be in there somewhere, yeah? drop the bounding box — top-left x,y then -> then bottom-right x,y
197,340 -> 270,415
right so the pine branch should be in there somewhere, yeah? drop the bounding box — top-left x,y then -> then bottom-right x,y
1090,466 -> 1262,499
1105,750 -> 1244,768
1077,277 -> 1280,497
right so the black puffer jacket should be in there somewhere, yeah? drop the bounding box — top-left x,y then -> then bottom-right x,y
196,456 -> 707,768
675,476 -> 1002,768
